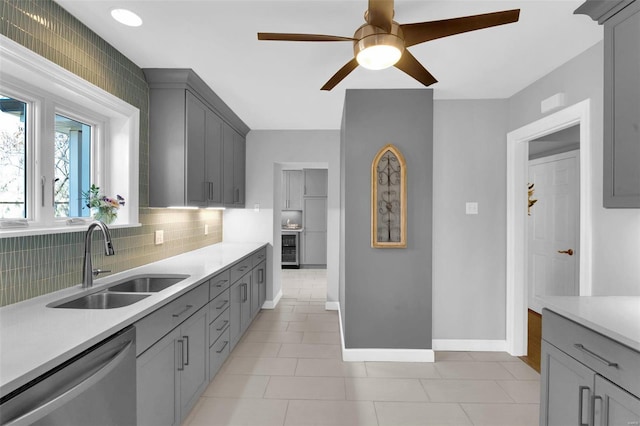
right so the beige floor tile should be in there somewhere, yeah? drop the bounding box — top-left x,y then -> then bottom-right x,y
435,351 -> 475,361
264,376 -> 346,400
500,361 -> 541,380
202,374 -> 270,398
293,304 -> 329,314
259,311 -> 308,322
296,358 -> 368,377
461,403 -> 540,426
468,351 -> 521,362
248,320 -> 290,332
221,356 -> 297,376
434,361 -> 515,380
287,320 -> 339,332
420,379 -> 513,403
302,331 -> 342,345
230,341 -> 282,358
306,312 -> 339,322
278,343 -> 341,359
365,362 -> 441,379
375,402 -> 473,425
285,400 -> 377,426
184,397 -> 288,426
346,378 -> 429,402
271,304 -> 295,312
497,380 -> 541,403
243,330 -> 304,343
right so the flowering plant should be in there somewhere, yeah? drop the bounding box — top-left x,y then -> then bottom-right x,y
82,184 -> 125,224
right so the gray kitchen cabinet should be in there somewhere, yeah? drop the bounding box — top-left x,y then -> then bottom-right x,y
177,305 -> 209,420
229,273 -> 251,350
145,68 -> 249,208
302,197 -> 327,265
282,170 -> 304,210
251,260 -> 267,317
575,0 -> 640,208
304,168 -> 328,197
540,308 -> 640,425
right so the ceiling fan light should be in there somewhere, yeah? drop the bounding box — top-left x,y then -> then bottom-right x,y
357,44 -> 402,70
353,25 -> 405,71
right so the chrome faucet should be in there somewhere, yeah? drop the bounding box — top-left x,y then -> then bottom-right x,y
82,221 -> 115,288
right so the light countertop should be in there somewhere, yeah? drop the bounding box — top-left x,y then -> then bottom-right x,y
282,227 -> 303,233
0,241 -> 266,397
540,296 -> 640,352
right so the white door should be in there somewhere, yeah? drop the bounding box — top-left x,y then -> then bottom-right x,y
528,150 -> 579,312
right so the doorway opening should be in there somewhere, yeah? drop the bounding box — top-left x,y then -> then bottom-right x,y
506,99 -> 593,357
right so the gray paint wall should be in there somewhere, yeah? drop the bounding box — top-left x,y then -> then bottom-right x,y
341,89 -> 433,349
432,100 -> 509,340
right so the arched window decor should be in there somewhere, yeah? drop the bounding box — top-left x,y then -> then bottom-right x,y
371,144 -> 407,248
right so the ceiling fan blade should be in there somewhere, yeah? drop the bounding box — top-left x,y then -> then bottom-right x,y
258,33 -> 355,42
367,0 -> 394,32
400,9 -> 520,47
394,50 -> 438,87
321,58 -> 359,91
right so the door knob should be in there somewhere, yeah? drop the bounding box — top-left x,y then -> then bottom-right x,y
558,249 -> 574,256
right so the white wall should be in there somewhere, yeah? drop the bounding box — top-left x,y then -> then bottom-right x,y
223,130 -> 341,305
509,41 -> 640,296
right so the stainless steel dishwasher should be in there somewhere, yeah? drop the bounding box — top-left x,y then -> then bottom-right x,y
0,326 -> 136,426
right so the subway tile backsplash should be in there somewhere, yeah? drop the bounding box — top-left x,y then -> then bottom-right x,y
0,0 -> 224,306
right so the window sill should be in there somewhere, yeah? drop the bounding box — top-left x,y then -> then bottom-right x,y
0,222 -> 142,238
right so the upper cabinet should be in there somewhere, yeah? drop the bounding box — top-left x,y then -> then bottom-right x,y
144,69 -> 249,208
576,0 -> 640,208
304,169 -> 328,197
282,170 -> 303,210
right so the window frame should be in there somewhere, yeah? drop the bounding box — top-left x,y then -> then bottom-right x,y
0,35 -> 140,237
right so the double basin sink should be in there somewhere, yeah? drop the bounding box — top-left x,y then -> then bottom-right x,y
48,275 -> 189,310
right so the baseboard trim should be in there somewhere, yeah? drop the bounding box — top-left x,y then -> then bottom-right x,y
325,301 -> 339,311
432,339 -> 508,352
261,290 -> 283,310
337,303 -> 434,362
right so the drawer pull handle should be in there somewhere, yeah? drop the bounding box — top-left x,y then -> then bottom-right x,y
215,279 -> 228,288
216,320 -> 229,331
574,344 -> 619,368
177,339 -> 185,371
172,304 -> 193,318
183,335 -> 190,366
216,340 -> 229,354
578,386 -> 590,426
216,300 -> 228,310
238,266 -> 248,271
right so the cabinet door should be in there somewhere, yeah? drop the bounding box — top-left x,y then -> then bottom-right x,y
255,260 -> 267,309
594,375 -> 640,426
304,197 -> 327,231
222,123 -> 235,205
137,328 -> 180,426
240,274 -> 252,334
286,170 -> 304,210
251,266 -> 260,318
540,341 -> 595,426
229,280 -> 243,350
233,130 -> 245,206
303,231 -> 327,265
178,306 -> 208,422
205,109 -> 223,205
304,169 -> 328,197
186,91 -> 207,206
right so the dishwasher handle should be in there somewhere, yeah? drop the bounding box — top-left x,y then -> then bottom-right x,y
3,341 -> 134,426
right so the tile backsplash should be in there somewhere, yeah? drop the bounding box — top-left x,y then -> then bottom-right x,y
0,0 -> 224,306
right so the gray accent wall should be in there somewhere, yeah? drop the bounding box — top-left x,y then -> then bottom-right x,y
340,89 -> 433,350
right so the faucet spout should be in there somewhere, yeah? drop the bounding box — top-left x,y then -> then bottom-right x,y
82,220 -> 115,288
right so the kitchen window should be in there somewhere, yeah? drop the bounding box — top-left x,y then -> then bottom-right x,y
0,36 -> 140,236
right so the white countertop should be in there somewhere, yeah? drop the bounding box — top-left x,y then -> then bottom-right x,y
282,227 -> 303,233
0,241 -> 266,397
540,296 -> 640,352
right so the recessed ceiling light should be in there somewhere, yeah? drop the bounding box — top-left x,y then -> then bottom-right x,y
111,8 -> 142,27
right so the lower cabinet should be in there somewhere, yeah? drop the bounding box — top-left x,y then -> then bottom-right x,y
251,260 -> 266,317
229,272 -> 252,351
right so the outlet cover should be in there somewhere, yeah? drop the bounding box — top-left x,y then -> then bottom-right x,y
466,202 -> 479,215
155,230 -> 164,245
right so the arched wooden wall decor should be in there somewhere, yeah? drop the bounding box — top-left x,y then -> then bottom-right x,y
371,144 -> 407,248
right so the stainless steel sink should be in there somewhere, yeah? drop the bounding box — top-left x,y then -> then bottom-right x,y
107,275 -> 188,293
51,292 -> 150,309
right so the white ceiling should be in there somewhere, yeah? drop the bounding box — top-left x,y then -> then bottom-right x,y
55,0 -> 603,130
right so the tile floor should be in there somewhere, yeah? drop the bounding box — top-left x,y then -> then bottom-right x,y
183,269 -> 541,426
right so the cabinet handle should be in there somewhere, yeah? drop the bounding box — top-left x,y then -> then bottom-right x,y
243,283 -> 248,302
259,269 -> 264,284
183,335 -> 189,366
216,300 -> 228,310
208,182 -> 213,201
589,394 -> 602,426
172,304 -> 193,318
578,386 -> 590,426
573,344 -> 619,368
215,279 -> 228,288
177,339 -> 185,371
216,340 -> 229,354
41,177 -> 45,207
216,320 -> 229,331
238,266 -> 248,272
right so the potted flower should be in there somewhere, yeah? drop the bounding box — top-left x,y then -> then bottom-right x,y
82,184 -> 125,224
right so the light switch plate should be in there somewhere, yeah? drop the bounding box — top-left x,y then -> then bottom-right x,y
466,202 -> 479,215
155,230 -> 164,245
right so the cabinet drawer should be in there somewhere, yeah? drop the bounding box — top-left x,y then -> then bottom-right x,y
209,288 -> 230,322
251,247 -> 267,268
136,283 -> 208,356
209,307 -> 230,347
229,257 -> 252,283
209,269 -> 230,300
209,328 -> 230,380
543,309 -> 640,397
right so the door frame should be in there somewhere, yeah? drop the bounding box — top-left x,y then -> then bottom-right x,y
506,99 -> 592,355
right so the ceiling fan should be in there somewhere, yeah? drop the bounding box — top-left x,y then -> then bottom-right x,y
258,0 -> 520,91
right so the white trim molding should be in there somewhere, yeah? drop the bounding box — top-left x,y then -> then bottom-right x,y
506,99 -> 592,356
261,289 -> 282,310
432,339 -> 508,352
325,301 -> 339,311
